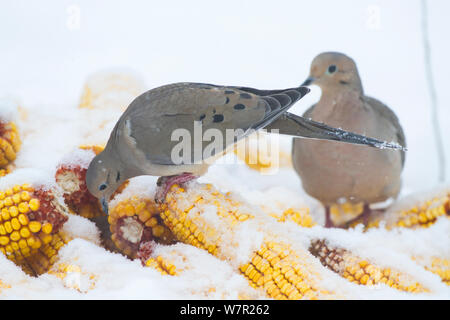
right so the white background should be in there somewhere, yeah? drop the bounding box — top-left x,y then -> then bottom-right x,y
1,0 -> 449,192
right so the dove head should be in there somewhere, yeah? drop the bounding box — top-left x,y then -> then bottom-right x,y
302,52 -> 363,93
86,150 -> 125,214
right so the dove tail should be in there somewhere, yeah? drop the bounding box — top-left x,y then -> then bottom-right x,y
267,112 -> 407,151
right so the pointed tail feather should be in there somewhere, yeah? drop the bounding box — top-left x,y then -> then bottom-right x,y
266,112 -> 407,151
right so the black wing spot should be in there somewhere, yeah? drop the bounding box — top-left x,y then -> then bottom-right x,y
234,104 -> 245,110
199,114 -> 206,121
213,114 -> 224,123
225,97 -> 230,104
116,171 -> 121,182
240,93 -> 251,99
225,90 -> 235,94
340,80 -> 349,85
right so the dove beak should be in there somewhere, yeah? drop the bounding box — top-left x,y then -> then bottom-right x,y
101,197 -> 109,215
301,77 -> 316,87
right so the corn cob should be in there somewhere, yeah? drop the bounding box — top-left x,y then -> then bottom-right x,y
160,183 -> 335,300
79,70 -> 145,111
0,120 -> 21,170
55,148 -> 104,219
233,132 -> 291,172
48,262 -> 97,293
413,256 -> 450,285
0,182 -> 69,276
309,239 -> 426,293
108,196 -> 176,259
347,191 -> 450,230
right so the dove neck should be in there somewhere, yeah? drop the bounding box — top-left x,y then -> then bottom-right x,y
313,89 -> 370,130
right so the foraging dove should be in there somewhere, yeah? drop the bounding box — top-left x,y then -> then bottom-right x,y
85,82 -> 405,213
292,52 -> 406,227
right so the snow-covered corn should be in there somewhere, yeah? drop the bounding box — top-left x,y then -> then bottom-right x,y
79,70 -> 145,111
48,262 -> 97,293
144,255 -> 178,276
425,258 -> 450,285
108,196 -> 176,258
348,192 -> 449,230
0,183 -> 69,275
233,132 -> 291,172
329,202 -> 364,227
55,147 -> 105,219
270,208 -> 316,228
56,164 -> 103,219
413,256 -> 450,285
0,120 -> 21,170
309,239 -> 426,293
160,183 -> 333,300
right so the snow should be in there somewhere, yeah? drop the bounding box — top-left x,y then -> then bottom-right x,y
0,0 -> 449,300
0,97 -> 19,122
57,148 -> 96,169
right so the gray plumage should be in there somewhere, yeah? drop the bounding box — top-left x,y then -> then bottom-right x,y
292,52 -> 406,226
86,81 -> 405,209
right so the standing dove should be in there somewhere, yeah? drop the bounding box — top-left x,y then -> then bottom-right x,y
85,82 -> 405,213
292,52 -> 406,227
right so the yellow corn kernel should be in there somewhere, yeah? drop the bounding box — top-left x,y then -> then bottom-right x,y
28,199 -> 40,211
20,191 -> 31,201
18,213 -> 29,225
4,221 -> 12,233
1,208 -> 10,220
11,218 -> 20,230
19,227 -> 30,238
18,202 -> 29,213
0,236 -> 9,246
12,194 -> 21,204
9,231 -> 20,242
42,223 -> 52,234
29,221 -> 42,233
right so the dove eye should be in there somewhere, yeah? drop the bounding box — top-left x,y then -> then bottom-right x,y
99,183 -> 107,191
327,65 -> 337,74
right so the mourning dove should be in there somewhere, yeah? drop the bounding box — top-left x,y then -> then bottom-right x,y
292,52 -> 406,227
85,82 -> 405,213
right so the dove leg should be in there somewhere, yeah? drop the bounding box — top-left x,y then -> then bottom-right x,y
156,173 -> 197,203
360,204 -> 372,226
324,206 -> 335,228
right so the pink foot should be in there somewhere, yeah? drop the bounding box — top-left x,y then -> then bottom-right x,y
155,173 -> 197,203
324,206 -> 335,228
